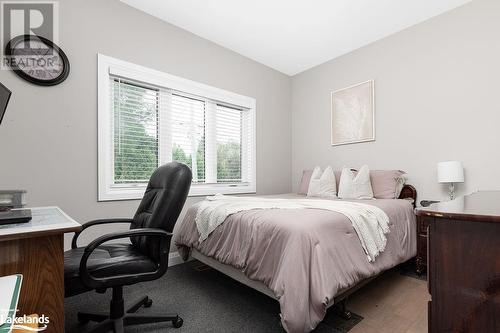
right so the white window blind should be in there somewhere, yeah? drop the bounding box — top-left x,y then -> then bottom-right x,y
99,55 -> 256,201
112,78 -> 159,184
216,104 -> 242,183
168,93 -> 206,183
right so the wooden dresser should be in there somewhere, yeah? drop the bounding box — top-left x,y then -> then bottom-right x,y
416,192 -> 500,333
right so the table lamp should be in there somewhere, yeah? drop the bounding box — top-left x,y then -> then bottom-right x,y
437,161 -> 464,200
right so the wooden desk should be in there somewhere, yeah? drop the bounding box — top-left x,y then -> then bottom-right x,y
0,207 -> 81,333
416,192 -> 500,333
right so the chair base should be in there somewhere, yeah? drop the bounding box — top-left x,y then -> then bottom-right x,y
78,288 -> 183,333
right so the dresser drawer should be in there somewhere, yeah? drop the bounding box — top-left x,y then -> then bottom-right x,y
415,215 -> 431,274
417,235 -> 428,259
417,216 -> 432,235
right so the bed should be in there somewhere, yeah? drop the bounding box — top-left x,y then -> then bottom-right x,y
174,185 -> 417,333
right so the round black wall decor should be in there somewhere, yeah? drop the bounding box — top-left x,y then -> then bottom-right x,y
5,34 -> 70,86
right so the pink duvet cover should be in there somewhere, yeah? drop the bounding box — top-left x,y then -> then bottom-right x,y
175,194 -> 416,332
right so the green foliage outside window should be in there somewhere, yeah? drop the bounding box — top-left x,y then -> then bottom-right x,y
114,81 -> 158,183
114,124 -> 158,183
172,137 -> 242,183
217,141 -> 241,182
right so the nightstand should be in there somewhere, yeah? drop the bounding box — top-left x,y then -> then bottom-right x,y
417,192 -> 500,333
416,214 -> 432,274
415,200 -> 440,274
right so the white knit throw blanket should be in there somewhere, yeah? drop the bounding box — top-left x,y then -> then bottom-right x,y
195,195 -> 390,262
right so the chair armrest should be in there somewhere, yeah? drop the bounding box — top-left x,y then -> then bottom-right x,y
71,218 -> 134,249
78,228 -> 172,290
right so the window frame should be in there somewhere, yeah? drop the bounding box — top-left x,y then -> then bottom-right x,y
98,54 -> 256,201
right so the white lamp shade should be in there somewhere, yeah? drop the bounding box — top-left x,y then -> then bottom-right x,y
437,161 -> 464,183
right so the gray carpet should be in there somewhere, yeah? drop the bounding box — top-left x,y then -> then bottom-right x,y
65,260 -> 363,333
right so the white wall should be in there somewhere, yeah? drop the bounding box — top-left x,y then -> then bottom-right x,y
0,0 -> 291,249
291,0 -> 500,202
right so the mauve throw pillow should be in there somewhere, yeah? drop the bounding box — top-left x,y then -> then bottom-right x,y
298,170 -> 313,195
370,170 -> 406,199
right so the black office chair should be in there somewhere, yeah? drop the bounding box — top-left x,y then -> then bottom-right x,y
64,162 -> 192,333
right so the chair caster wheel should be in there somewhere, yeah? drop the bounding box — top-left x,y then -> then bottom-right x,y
144,298 -> 153,308
172,316 -> 183,328
77,313 -> 90,324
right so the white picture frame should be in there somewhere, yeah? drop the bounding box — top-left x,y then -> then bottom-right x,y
331,80 -> 375,146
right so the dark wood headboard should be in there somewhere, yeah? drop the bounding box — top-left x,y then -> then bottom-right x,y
399,184 -> 417,208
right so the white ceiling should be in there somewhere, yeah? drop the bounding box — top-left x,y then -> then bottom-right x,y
120,0 -> 471,76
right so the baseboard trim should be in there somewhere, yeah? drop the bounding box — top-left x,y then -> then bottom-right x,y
169,251 -> 189,266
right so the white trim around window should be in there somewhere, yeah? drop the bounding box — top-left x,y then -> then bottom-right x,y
97,54 -> 256,201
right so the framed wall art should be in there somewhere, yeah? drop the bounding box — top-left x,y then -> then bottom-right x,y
331,80 -> 375,146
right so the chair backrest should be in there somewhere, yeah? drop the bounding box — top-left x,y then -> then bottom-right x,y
131,162 -> 192,260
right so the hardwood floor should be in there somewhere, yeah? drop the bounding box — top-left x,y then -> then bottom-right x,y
348,270 -> 429,333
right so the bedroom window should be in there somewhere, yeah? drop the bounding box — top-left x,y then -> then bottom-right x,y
98,55 -> 256,201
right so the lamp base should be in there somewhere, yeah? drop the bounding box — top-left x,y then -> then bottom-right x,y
448,183 -> 456,200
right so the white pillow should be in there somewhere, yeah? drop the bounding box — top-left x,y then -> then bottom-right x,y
338,165 -> 374,199
307,166 -> 337,198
